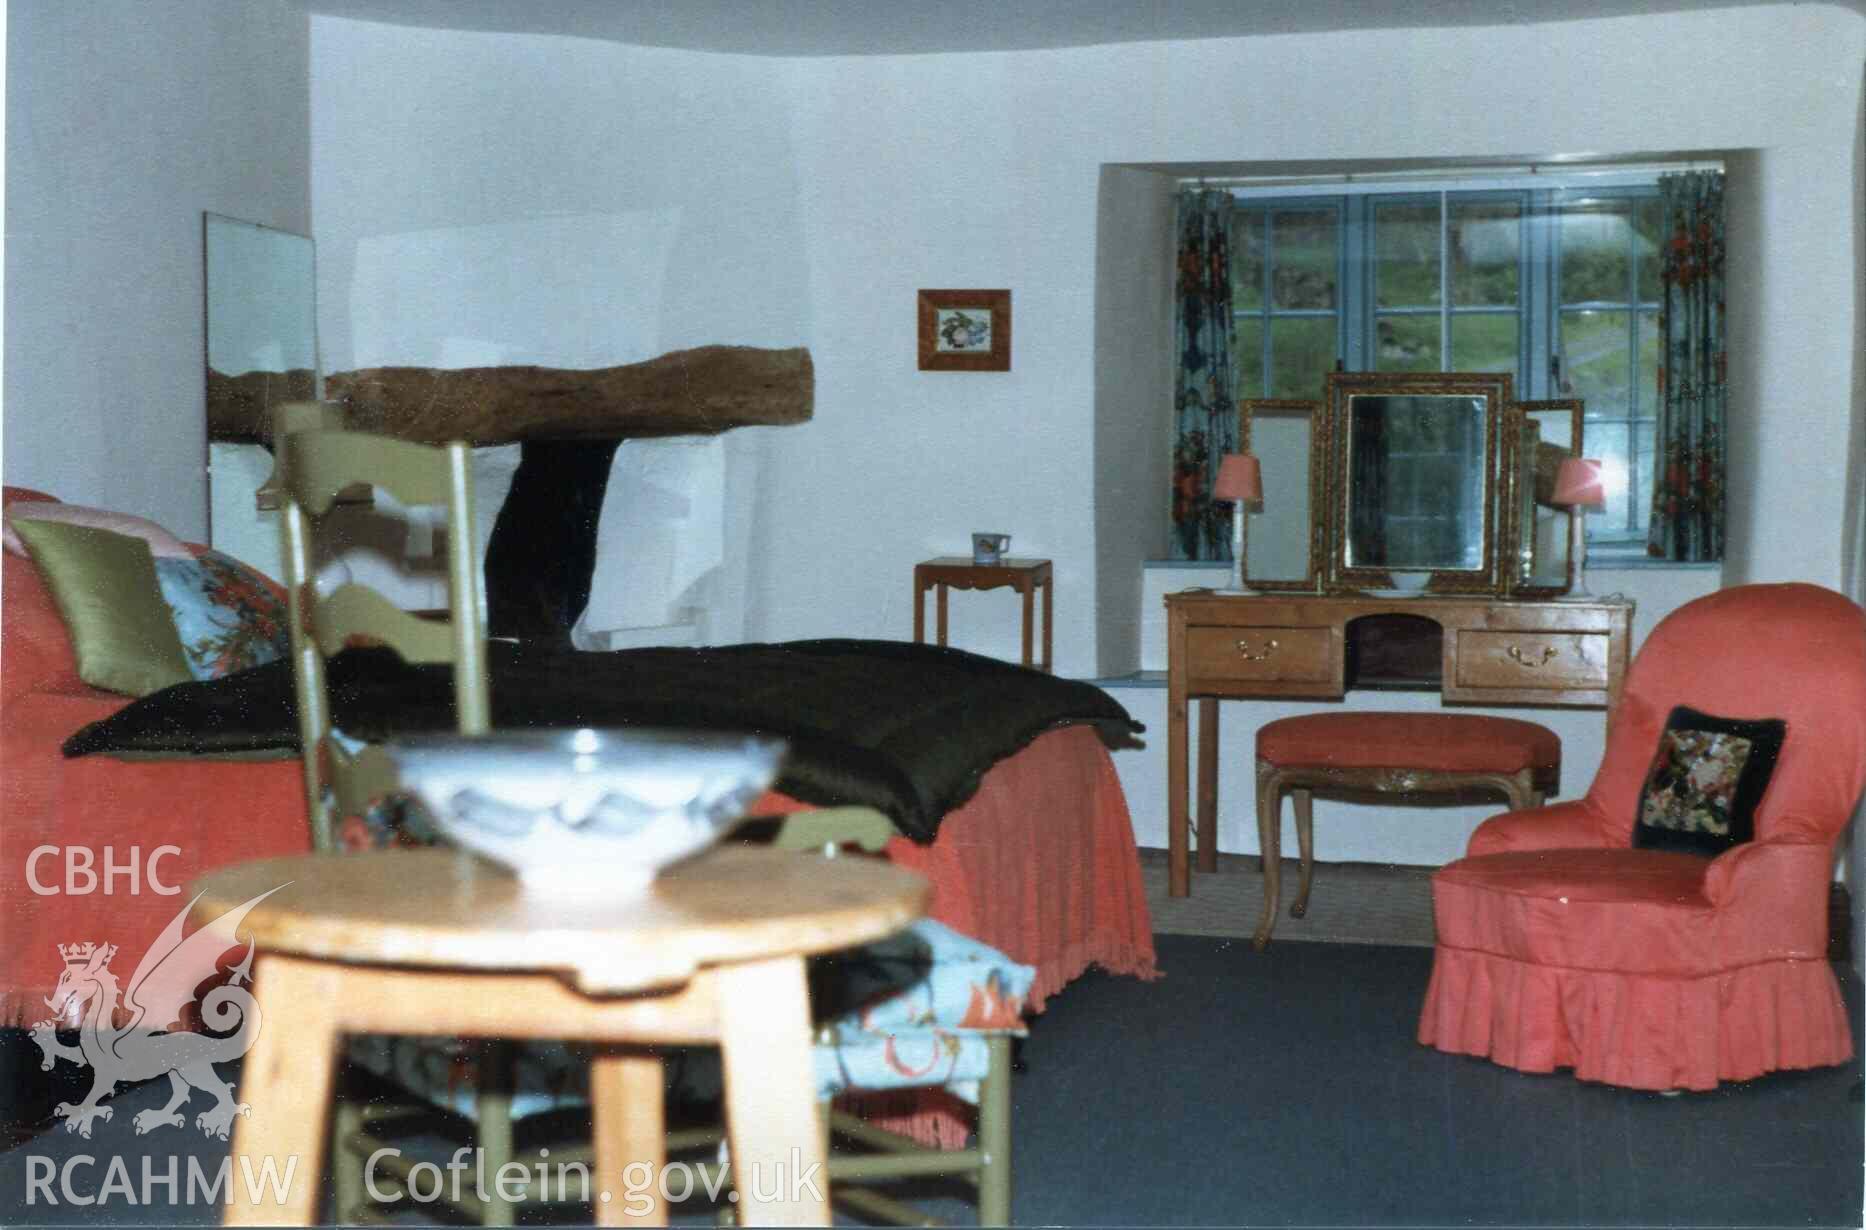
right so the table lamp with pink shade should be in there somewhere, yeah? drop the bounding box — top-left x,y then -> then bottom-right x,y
1213,453 -> 1263,594
1553,456 -> 1606,601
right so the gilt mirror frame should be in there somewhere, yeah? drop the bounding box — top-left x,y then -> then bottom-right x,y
1502,398 -> 1584,599
1238,398 -> 1328,593
1321,369 -> 1514,596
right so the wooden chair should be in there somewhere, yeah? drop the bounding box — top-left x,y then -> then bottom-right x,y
1252,711 -> 1560,949
275,407 -> 540,1225
652,807 -> 1021,1225
775,808 -> 1018,1227
277,413 -> 1020,1224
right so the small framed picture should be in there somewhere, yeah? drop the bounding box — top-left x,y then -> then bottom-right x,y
918,289 -> 1011,372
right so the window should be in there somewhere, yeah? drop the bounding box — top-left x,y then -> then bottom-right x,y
1228,180 -> 1664,551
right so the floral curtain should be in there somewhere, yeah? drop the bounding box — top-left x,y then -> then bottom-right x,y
1170,189 -> 1238,561
1647,170 -> 1726,561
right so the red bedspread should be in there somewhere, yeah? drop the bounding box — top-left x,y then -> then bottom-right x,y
759,724 -> 1157,1010
1,689 -> 309,1028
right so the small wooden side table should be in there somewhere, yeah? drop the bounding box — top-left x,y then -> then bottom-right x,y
913,557 -> 1053,672
195,845 -> 925,1227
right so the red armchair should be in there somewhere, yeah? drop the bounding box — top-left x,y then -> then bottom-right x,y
1418,583 -> 1866,1090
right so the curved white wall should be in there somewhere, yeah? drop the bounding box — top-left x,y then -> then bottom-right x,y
312,6 -> 1863,681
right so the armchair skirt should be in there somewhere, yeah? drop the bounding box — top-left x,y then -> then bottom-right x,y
1418,841 -> 1852,1090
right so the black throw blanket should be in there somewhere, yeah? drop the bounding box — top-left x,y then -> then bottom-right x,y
62,639 -> 1142,843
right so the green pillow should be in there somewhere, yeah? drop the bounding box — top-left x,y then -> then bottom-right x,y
10,517 -> 193,697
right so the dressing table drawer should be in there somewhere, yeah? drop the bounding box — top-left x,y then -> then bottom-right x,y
1184,625 -> 1335,686
1452,630 -> 1611,696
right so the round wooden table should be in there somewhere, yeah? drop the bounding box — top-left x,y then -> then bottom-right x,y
194,845 -> 926,1227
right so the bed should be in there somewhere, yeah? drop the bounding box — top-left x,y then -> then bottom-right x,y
4,490 -> 1158,1042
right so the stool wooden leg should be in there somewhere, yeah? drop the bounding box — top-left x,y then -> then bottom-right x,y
1252,767 -> 1283,951
1290,787 -> 1315,920
227,954 -> 342,1226
717,956 -> 830,1227
593,1046 -> 667,1227
936,585 -> 949,647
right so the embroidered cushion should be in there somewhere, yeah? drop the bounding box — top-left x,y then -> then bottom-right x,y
1632,705 -> 1786,857
153,549 -> 290,680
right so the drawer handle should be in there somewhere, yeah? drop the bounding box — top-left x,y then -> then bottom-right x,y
1235,638 -> 1279,661
1506,645 -> 1559,668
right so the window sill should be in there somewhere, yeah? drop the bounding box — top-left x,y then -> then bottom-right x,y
1147,556 -> 1720,572
1586,552 -> 1722,571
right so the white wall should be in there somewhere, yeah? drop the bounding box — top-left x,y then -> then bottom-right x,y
1092,166 -> 1175,675
311,6 -> 1862,677
4,0 -> 310,539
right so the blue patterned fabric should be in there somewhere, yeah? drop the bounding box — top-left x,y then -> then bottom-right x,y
342,919 -> 1032,1117
810,919 -> 1033,1100
152,550 -> 289,680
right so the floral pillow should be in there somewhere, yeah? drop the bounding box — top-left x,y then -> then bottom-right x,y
152,550 -> 291,680
1632,706 -> 1786,857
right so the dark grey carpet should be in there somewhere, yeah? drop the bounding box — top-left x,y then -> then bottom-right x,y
1141,850 -> 1438,947
3,936 -> 1860,1227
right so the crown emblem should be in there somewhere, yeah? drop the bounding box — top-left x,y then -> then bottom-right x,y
58,942 -> 112,965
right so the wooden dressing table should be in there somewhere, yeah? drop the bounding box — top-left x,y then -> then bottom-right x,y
1163,590 -> 1632,897
1175,374 -> 1635,897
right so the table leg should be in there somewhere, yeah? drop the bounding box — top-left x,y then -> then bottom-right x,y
936,585 -> 949,647
1167,684 -> 1189,898
1020,581 -> 1035,668
1196,697 -> 1219,873
1040,578 -> 1053,673
592,1046 -> 668,1227
225,954 -> 341,1226
717,956 -> 829,1226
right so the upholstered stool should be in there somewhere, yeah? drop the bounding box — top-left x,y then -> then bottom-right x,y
1252,712 -> 1560,949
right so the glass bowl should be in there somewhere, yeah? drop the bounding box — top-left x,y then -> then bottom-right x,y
384,727 -> 787,894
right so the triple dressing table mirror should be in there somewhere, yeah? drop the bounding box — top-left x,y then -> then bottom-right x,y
1237,399 -> 1325,592
1503,399 -> 1584,598
1322,369 -> 1513,596
1166,374 -> 1629,898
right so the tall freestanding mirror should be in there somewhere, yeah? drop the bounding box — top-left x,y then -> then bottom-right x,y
203,213 -> 317,575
